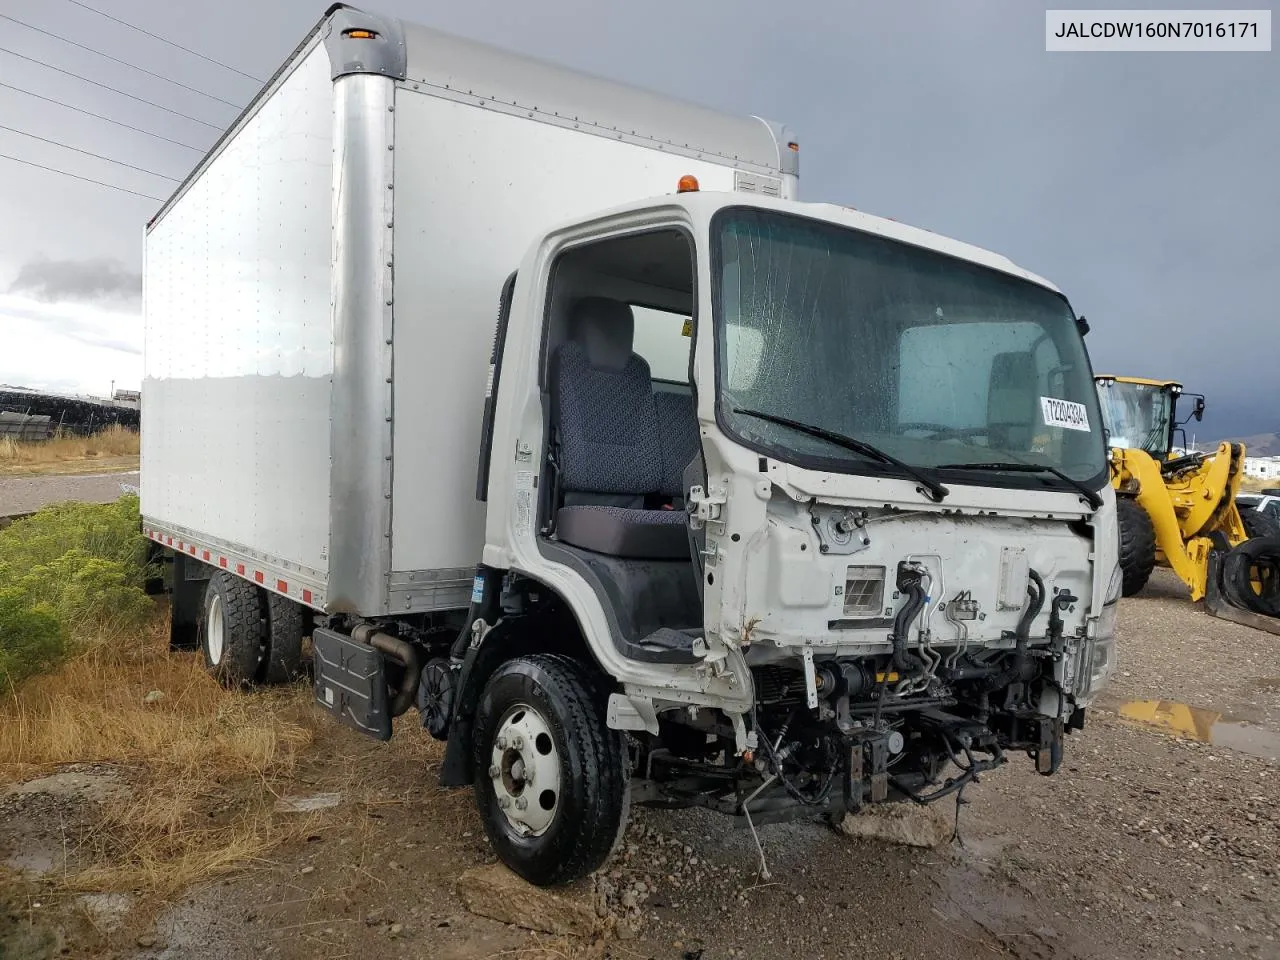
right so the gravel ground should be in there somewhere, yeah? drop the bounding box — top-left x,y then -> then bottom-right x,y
0,471 -> 138,518
3,568 -> 1277,959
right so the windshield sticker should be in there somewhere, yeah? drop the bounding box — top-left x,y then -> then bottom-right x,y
1041,396 -> 1091,432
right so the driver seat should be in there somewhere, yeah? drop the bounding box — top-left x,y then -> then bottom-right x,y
548,298 -> 690,559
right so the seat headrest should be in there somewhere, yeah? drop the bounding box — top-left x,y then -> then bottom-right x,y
570,297 -> 635,371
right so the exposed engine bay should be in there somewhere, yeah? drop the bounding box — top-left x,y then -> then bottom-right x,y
632,542 -> 1110,830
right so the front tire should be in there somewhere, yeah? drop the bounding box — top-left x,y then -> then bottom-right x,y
1116,497 -> 1157,597
200,571 -> 266,687
472,654 -> 628,887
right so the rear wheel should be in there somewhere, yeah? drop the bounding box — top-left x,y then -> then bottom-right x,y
1116,497 -> 1157,597
261,593 -> 306,684
200,571 -> 266,687
472,654 -> 628,887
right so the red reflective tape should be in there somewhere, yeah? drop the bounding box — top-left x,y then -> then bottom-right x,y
188,545 -> 196,555
235,563 -> 245,575
254,571 -> 264,584
276,579 -> 287,593
302,589 -> 313,604
202,550 -> 210,561
166,536 -> 172,545
219,557 -> 227,568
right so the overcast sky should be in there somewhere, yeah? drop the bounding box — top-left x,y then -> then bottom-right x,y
0,0 -> 1275,438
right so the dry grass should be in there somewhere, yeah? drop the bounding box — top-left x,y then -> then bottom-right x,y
0,609 -> 316,895
1239,476 -> 1277,493
0,426 -> 139,477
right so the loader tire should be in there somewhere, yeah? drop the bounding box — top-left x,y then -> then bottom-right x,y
472,654 -> 629,887
1116,497 -> 1157,597
1242,508 -> 1280,541
200,571 -> 266,687
261,593 -> 306,684
1222,536 -> 1280,617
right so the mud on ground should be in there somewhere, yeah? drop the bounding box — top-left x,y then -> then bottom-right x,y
2,568 -> 1277,960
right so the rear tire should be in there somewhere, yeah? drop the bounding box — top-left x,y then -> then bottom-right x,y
200,571 -> 266,687
1116,497 -> 1157,597
472,654 -> 628,887
261,593 -> 306,684
1242,507 -> 1280,541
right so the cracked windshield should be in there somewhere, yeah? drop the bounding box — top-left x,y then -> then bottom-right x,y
715,209 -> 1106,483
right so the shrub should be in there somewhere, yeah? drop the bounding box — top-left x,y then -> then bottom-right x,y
0,588 -> 68,688
0,495 -> 151,689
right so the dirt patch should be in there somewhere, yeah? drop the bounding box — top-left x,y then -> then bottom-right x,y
2,568 -> 1279,959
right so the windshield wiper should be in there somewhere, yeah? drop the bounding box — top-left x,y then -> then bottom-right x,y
732,408 -> 949,502
933,460 -> 1103,510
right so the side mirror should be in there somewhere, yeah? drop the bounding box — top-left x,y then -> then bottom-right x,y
1194,396 -> 1205,421
1076,315 -> 1090,336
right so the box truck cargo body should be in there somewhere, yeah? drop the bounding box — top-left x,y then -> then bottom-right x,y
142,7 -> 797,616
144,5 -> 1116,887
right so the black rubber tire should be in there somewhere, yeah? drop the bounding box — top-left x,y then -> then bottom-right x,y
199,571 -> 266,687
1116,497 -> 1157,597
1242,507 -> 1280,541
261,593 -> 306,684
472,654 -> 629,887
1222,536 -> 1280,616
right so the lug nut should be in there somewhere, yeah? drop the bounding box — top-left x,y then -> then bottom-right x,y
498,797 -> 510,809
488,765 -> 500,779
496,737 -> 508,750
512,736 -> 524,750
515,797 -> 528,810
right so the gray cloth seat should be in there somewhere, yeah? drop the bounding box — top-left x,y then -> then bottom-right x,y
654,390 -> 700,502
549,297 -> 690,560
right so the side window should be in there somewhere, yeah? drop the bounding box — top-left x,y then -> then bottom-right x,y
630,305 -> 692,383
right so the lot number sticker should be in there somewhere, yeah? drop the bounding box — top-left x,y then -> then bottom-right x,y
1040,396 -> 1090,432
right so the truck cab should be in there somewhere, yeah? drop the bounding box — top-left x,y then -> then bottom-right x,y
443,188 -> 1119,881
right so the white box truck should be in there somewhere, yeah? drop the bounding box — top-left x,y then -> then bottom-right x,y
143,4 -> 1119,886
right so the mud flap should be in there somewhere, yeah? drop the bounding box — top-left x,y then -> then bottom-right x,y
312,627 -> 392,741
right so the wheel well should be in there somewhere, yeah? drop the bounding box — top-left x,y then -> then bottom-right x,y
439,578 -> 614,787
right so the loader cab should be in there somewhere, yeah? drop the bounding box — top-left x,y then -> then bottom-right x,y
1095,376 -> 1183,458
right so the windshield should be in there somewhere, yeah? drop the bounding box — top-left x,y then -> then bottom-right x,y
1095,380 -> 1174,456
712,209 -> 1107,484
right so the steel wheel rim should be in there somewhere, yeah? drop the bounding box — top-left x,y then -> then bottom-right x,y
207,593 -> 225,665
489,702 -> 561,837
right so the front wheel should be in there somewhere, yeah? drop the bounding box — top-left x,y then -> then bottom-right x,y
472,654 -> 629,887
1116,497 -> 1157,597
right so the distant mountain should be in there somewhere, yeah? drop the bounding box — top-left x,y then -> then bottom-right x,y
1229,432 -> 1280,457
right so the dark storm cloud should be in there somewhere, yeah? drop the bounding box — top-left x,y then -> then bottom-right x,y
0,0 -> 1274,437
8,257 -> 142,304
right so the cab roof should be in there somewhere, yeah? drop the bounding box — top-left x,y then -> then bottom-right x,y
1095,375 -> 1183,389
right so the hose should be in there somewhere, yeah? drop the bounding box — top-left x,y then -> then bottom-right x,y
891,578 -> 929,680
947,570 -> 1045,691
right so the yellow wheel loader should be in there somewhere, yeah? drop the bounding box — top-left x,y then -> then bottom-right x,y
1094,376 -> 1280,616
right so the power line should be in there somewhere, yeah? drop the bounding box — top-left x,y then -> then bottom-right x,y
0,46 -> 222,130
0,11 -> 242,110
0,152 -> 164,201
0,122 -> 178,181
64,0 -> 263,84
0,80 -> 204,152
